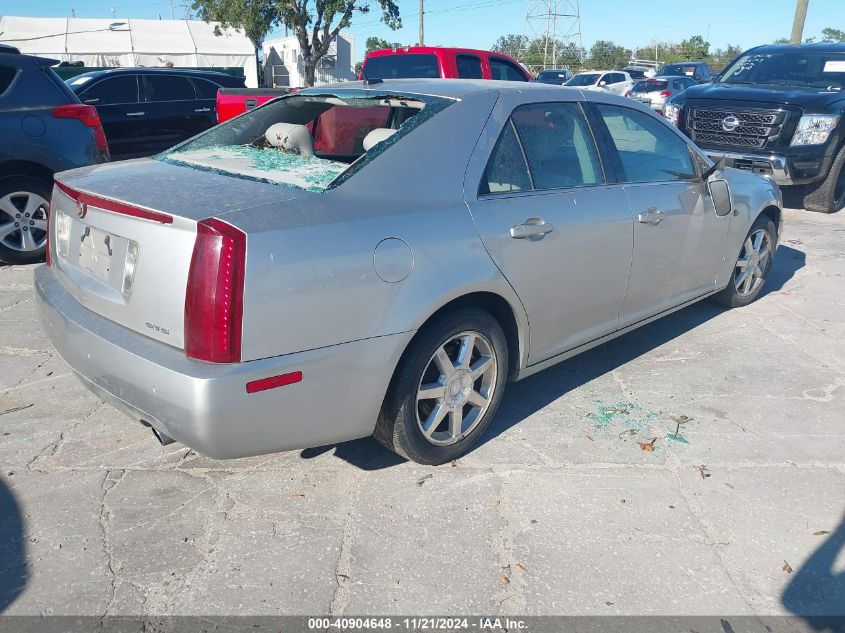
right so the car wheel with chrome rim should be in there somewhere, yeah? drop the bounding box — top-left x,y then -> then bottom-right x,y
0,176 -> 51,265
714,214 -> 777,308
375,309 -> 508,464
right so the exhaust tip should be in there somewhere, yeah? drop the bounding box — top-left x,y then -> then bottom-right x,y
150,426 -> 175,446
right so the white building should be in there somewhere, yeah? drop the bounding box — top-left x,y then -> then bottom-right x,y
0,16 -> 258,87
262,33 -> 356,87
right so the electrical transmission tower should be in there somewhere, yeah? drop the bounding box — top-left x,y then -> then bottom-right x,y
519,0 -> 582,71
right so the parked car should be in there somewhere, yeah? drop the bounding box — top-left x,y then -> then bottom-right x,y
623,64 -> 657,80
666,42 -> 845,213
36,80 -> 782,464
217,87 -> 295,123
564,70 -> 633,95
533,68 -> 572,85
626,76 -> 697,114
361,46 -> 531,81
656,61 -> 712,83
0,44 -> 109,264
65,68 -> 245,160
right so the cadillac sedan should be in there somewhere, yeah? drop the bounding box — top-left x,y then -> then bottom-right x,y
35,79 -> 783,465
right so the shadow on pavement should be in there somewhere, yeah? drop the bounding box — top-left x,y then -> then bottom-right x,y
302,242 -> 806,469
0,477 -> 26,613
782,511 -> 845,631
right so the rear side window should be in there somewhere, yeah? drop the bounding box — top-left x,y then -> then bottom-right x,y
0,65 -> 17,96
511,103 -> 602,190
595,104 -> 695,183
79,75 -> 139,105
142,75 -> 196,102
192,78 -> 221,100
364,54 -> 440,79
489,57 -> 526,81
456,54 -> 483,79
480,121 -> 531,195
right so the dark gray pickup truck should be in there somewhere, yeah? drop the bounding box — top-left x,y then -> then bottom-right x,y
666,43 -> 845,213
0,44 -> 109,263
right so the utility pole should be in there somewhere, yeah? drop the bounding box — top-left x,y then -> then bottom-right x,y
790,0 -> 809,44
169,0 -> 175,19
418,0 -> 424,46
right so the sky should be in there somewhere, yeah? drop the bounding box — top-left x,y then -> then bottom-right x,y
0,0 -> 841,61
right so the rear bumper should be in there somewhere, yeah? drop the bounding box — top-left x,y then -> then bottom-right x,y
34,265 -> 411,459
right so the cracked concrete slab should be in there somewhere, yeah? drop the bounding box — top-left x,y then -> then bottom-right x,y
0,208 -> 843,619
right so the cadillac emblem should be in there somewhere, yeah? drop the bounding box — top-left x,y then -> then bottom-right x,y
74,199 -> 87,219
721,115 -> 740,132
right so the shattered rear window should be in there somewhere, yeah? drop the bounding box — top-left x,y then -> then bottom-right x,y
161,90 -> 454,193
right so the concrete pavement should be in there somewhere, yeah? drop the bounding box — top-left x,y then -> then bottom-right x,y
0,207 -> 843,618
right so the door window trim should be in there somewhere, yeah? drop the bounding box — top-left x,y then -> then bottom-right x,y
478,101 -> 609,200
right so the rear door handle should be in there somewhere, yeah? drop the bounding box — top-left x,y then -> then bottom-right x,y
637,207 -> 665,225
194,107 -> 211,113
510,218 -> 555,240
126,111 -> 146,117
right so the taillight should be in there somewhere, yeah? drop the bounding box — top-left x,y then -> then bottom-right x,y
52,104 -> 109,154
659,91 -> 672,97
625,90 -> 632,97
184,218 -> 246,363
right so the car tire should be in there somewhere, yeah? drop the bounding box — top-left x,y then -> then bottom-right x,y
0,176 -> 51,265
713,214 -> 778,308
374,308 -> 509,465
802,143 -> 845,214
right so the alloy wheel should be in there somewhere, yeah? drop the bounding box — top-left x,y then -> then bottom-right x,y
0,191 -> 49,253
734,228 -> 772,297
415,331 -> 498,446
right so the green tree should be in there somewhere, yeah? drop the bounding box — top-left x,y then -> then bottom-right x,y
821,27 -> 845,42
678,35 -> 709,60
587,40 -> 631,70
491,34 -> 529,60
365,36 -> 403,54
192,0 -> 401,87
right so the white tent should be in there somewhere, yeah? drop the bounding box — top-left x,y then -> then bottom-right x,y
0,16 -> 258,87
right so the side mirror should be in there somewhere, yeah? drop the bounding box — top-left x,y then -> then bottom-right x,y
599,80 -> 607,87
708,178 -> 732,217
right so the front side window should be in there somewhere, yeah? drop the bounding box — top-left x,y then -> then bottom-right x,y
595,104 -> 695,183
164,91 -> 452,192
456,54 -> 483,79
141,75 -> 195,102
566,73 -> 600,87
79,75 -> 139,105
489,57 -> 527,81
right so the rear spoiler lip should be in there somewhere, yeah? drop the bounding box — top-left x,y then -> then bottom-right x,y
54,179 -> 174,225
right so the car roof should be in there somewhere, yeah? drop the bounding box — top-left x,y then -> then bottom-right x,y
365,46 -> 517,58
744,42 -> 845,54
70,67 -> 239,80
661,61 -> 707,66
0,43 -> 21,55
305,77 -> 609,100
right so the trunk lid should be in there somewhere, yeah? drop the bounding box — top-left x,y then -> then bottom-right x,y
50,158 -> 303,350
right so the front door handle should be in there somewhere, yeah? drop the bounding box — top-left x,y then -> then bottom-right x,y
637,207 -> 665,225
510,218 -> 555,240
126,111 -> 146,117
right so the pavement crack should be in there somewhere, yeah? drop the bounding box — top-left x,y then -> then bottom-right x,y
328,469 -> 362,617
100,468 -> 127,619
492,467 -> 526,615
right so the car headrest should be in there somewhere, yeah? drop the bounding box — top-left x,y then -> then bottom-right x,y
264,123 -> 314,158
362,128 -> 397,152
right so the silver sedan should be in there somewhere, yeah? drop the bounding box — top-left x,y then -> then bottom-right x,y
35,79 -> 783,464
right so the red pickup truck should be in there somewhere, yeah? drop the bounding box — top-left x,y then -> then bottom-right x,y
361,46 -> 531,82
216,87 -> 296,123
